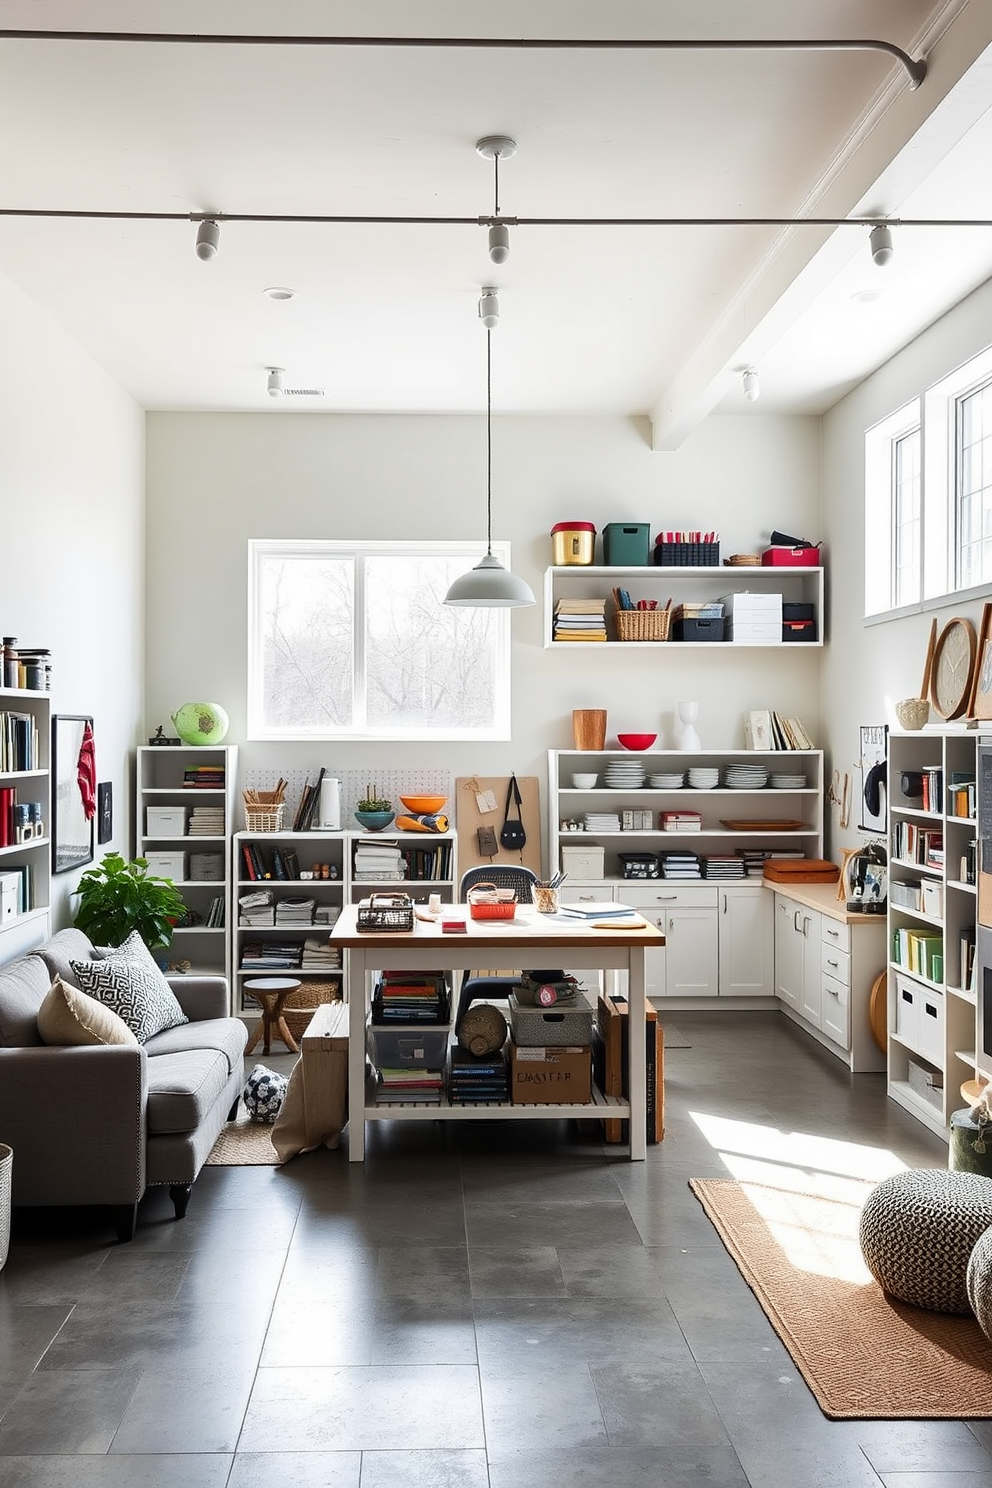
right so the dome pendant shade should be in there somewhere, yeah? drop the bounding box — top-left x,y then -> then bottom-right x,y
444,552 -> 535,607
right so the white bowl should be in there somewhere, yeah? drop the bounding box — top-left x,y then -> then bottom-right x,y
572,773 -> 598,789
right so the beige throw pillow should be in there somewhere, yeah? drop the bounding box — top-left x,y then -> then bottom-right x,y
38,975 -> 140,1048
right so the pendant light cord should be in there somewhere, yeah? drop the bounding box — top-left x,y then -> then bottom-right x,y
486,327 -> 493,556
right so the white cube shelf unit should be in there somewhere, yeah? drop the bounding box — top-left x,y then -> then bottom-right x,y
544,565 -> 824,649
0,684 -> 51,958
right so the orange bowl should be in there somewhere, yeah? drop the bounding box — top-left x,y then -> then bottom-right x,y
399,794 -> 447,814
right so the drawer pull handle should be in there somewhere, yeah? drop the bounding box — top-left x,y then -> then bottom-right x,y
826,958 -> 838,968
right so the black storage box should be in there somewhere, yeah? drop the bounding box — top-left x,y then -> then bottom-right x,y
672,617 -> 726,642
654,541 -> 720,567
782,620 -> 817,642
782,601 -> 814,621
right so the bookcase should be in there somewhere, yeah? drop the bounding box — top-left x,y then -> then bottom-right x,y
0,685 -> 51,957
135,744 -> 238,981
887,727 -> 979,1134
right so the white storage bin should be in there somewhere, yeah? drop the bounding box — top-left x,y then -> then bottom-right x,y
721,592 -> 783,619
894,974 -> 919,1050
921,880 -> 944,917
726,621 -> 783,645
144,850 -> 187,881
917,987 -> 945,1066
560,845 -> 606,879
146,806 -> 187,837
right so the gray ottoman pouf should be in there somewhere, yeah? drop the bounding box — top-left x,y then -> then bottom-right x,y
967,1226 -> 992,1340
859,1169 -> 992,1313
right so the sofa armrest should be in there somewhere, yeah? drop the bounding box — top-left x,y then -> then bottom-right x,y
0,1044 -> 148,1207
168,976 -> 230,1022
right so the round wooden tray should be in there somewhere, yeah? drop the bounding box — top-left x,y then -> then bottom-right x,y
868,970 -> 887,1053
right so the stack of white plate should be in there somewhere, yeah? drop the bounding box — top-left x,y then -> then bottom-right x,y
583,812 -> 622,832
770,772 -> 807,789
724,764 -> 769,789
605,760 -> 646,788
649,771 -> 685,788
687,767 -> 720,790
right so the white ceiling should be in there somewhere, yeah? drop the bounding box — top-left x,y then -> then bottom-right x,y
0,1 -> 991,443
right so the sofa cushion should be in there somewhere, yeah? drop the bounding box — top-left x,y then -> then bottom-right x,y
71,933 -> 188,1044
144,1016 -> 247,1074
37,975 -> 139,1048
0,952 -> 54,1047
146,1047 -> 232,1135
34,927 -> 106,989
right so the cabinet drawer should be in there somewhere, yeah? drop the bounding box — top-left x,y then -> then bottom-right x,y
820,918 -> 850,954
819,942 -> 850,985
622,885 -> 718,910
821,972 -> 850,1048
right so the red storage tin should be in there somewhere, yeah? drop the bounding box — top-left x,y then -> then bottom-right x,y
551,522 -> 596,565
762,545 -> 820,567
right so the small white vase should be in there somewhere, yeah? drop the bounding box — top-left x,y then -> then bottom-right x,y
677,700 -> 702,751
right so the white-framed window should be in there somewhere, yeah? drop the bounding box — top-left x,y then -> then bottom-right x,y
248,540 -> 512,741
865,341 -> 992,619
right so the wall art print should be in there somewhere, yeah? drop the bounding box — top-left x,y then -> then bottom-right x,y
52,714 -> 95,873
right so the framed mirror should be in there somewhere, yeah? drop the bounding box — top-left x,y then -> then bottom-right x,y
52,714 -> 95,873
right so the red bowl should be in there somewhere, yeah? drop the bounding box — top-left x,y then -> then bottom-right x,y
617,732 -> 657,751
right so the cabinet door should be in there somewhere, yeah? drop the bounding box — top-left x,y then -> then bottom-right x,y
718,885 -> 773,997
798,910 -> 823,1028
774,895 -> 803,1011
663,906 -> 718,997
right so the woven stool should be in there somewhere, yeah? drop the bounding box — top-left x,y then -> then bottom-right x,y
859,1169 -> 992,1313
967,1226 -> 992,1340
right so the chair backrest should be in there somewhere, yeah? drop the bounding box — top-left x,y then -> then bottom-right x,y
459,864 -> 539,902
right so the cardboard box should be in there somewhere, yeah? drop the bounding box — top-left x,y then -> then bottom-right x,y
510,1043 -> 592,1104
560,845 -> 605,879
145,805 -> 187,837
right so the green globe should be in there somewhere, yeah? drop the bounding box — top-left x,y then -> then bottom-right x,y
171,702 -> 230,745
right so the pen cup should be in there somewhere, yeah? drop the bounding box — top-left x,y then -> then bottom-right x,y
532,886 -> 560,915
428,893 -> 442,915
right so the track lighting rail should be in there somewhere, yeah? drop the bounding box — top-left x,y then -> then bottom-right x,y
0,30 -> 927,89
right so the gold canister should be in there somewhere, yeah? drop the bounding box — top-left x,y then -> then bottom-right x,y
551,522 -> 597,566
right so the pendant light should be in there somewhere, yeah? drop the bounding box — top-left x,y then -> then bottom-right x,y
444,295 -> 535,609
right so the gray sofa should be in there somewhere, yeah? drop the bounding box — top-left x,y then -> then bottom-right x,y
0,927 -> 248,1241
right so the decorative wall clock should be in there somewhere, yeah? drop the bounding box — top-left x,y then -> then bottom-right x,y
930,617 -> 977,720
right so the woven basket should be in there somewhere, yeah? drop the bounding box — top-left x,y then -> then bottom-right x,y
467,885 -> 517,921
283,981 -> 342,1040
614,609 -> 671,642
244,804 -> 285,832
0,1143 -> 10,1272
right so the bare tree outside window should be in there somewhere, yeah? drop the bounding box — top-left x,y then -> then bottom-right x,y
249,541 -> 510,739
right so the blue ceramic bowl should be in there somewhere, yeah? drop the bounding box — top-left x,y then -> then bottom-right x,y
354,809 -> 395,832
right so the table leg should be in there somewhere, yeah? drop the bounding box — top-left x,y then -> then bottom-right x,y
347,947 -> 367,1161
244,1015 -> 263,1056
627,946 -> 647,1161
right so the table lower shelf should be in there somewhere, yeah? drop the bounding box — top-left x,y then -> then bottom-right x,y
363,1075 -> 628,1121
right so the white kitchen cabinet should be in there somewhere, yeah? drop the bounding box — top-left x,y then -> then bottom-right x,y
774,894 -> 819,1017
719,883 -> 774,996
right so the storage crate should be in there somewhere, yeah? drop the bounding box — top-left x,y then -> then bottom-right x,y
560,845 -> 606,879
614,608 -> 671,642
367,1023 -> 451,1069
509,991 -> 593,1047
146,806 -> 187,837
603,522 -> 650,566
671,617 -> 725,642
906,1054 -> 943,1111
654,541 -> 720,567
762,545 -> 820,567
782,621 -> 817,642
782,602 -> 815,621
144,850 -> 186,881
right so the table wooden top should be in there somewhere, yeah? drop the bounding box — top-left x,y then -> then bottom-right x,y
330,903 -> 664,951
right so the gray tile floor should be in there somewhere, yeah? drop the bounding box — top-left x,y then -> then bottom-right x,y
2,1009 -> 991,1487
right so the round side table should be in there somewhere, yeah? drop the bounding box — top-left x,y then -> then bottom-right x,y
243,977 -> 301,1056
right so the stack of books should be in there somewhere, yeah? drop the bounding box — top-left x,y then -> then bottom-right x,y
353,843 -> 406,881
188,804 -> 225,835
239,889 -> 274,926
658,851 -> 702,879
553,598 -> 608,642
274,896 -> 316,925
661,810 -> 702,832
703,855 -> 746,879
206,894 -> 225,928
301,936 -> 341,971
449,1046 -> 509,1104
183,764 -> 225,788
374,1069 -> 444,1104
240,939 -> 302,970
373,971 -> 448,1022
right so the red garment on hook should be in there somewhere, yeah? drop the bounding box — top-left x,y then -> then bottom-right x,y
77,721 -> 96,820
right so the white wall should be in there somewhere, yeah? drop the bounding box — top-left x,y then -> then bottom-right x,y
146,409 -> 821,866
821,274 -> 992,861
0,267 -> 145,927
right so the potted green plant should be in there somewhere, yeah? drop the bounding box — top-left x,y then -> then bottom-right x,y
73,852 -> 187,951
354,784 -> 394,832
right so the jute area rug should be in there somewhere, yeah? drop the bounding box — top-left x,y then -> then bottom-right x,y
690,1176 -> 992,1419
205,1111 -> 281,1166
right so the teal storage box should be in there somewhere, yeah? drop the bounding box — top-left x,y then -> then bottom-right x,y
603,522 -> 650,565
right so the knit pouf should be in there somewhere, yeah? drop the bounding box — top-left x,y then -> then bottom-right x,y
858,1169 -> 992,1313
967,1226 -> 992,1340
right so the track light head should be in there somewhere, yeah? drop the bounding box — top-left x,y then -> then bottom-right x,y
870,223 -> 894,267
742,368 -> 760,403
488,222 -> 510,265
266,367 -> 284,398
478,287 -> 500,329
194,218 -> 220,261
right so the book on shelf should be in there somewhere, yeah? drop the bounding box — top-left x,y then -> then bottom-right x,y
947,773 -> 976,818
594,992 -> 664,1145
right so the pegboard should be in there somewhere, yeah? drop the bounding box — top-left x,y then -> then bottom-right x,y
242,766 -> 452,831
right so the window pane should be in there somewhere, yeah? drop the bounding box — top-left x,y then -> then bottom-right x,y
893,429 -> 921,608
258,555 -> 354,727
364,555 -> 499,731
957,383 -> 992,589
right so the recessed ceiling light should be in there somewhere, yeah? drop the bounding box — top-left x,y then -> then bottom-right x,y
263,286 -> 296,302
851,289 -> 883,304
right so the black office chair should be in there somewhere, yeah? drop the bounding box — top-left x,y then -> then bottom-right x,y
454,865 -> 563,1035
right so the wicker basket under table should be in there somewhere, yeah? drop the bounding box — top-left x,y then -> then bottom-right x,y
614,609 -> 671,642
282,981 -> 342,1041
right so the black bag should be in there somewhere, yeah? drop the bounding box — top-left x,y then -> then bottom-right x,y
499,773 -> 526,851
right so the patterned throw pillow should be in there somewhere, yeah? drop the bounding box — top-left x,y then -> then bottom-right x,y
70,931 -> 188,1044
243,1064 -> 288,1125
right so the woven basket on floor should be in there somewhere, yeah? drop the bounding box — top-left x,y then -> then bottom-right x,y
283,981 -> 342,1040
